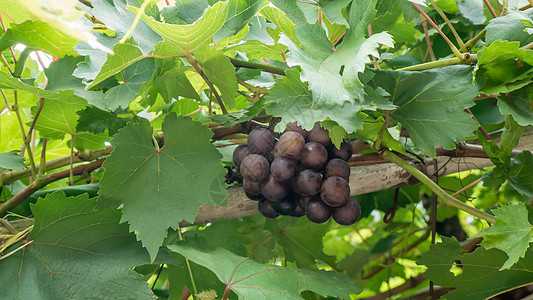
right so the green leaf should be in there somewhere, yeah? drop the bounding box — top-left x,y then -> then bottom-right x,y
480,203 -> 533,270
130,1 -> 229,57
0,191 -> 155,299
320,0 -> 352,27
0,151 -> 26,170
0,0 -> 32,30
148,58 -> 200,102
457,0 -> 486,25
76,106 -> 133,135
355,118 -> 404,153
275,0 -> 394,107
73,33 -> 120,83
500,115 -> 524,157
321,121 -> 347,149
265,69 -> 365,133
0,20 -> 77,58
260,5 -> 301,47
213,0 -> 264,41
168,242 -> 361,299
508,151 -> 533,197
72,132 -> 110,151
92,0 -> 162,52
98,113 -> 227,260
195,46 -> 238,108
371,66 -> 479,157
89,38 -> 145,88
486,10 -> 533,46
498,87 -> 533,126
418,237 -> 533,300
229,41 -> 288,61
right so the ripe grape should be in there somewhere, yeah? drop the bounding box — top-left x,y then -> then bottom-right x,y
309,122 -> 331,147
261,175 -> 290,201
331,198 -> 361,225
306,197 -> 331,223
245,191 -> 264,201
258,199 -> 279,219
271,157 -> 297,182
240,154 -> 269,182
294,169 -> 322,195
247,128 -> 276,156
273,131 -> 305,160
291,204 -> 305,217
273,194 -> 297,215
320,176 -> 350,207
325,158 -> 350,181
285,122 -> 309,139
328,141 -> 353,161
244,179 -> 262,195
232,145 -> 250,168
301,142 -> 328,171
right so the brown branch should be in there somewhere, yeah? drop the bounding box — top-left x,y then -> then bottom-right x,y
483,0 -> 498,18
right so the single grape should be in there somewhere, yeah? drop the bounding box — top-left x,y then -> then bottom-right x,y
247,128 -> 276,156
273,131 -> 305,160
258,200 -> 279,219
299,195 -> 313,210
294,169 -> 323,196
300,142 -> 328,171
306,197 -> 331,223
331,198 -> 361,225
270,157 -> 297,182
291,204 -> 306,217
285,122 -> 309,139
244,179 -> 262,195
328,141 -> 353,161
273,194 -> 297,216
325,158 -> 350,181
308,122 -> 331,147
261,175 -> 290,201
320,176 -> 350,207
232,145 -> 250,168
240,154 -> 269,182
245,191 -> 264,201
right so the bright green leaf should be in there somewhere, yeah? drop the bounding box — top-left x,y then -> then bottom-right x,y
500,115 -> 524,157
0,151 -> 26,170
0,0 -> 32,29
213,0 -> 264,41
73,33 -> 120,83
98,113 -> 227,260
195,46 -> 237,108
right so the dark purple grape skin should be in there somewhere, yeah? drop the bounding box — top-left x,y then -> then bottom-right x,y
232,145 -> 250,168
308,122 -> 331,147
285,122 -> 309,139
306,197 -> 331,223
258,200 -> 279,218
320,176 -> 350,207
273,195 -> 297,216
291,204 -> 306,217
247,128 -> 276,156
331,198 -> 361,225
294,169 -> 323,196
300,142 -> 328,171
261,175 -> 290,201
240,154 -> 269,182
244,180 -> 262,195
245,191 -> 264,201
328,141 -> 353,161
325,158 -> 350,181
299,195 -> 313,210
271,157 -> 297,182
273,131 -> 305,160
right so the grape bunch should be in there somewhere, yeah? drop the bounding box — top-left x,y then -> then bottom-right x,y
233,122 -> 361,225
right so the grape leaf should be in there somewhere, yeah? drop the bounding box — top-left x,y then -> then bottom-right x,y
168,242 -> 361,299
229,41 -> 288,61
72,132 -> 110,151
485,10 -> 533,46
76,106 -> 133,135
480,203 -> 533,270
457,0 -> 486,25
273,0 -> 393,107
0,151 -> 26,170
265,69 -> 365,134
0,20 -> 77,58
418,237 -> 533,300
97,113 -> 227,260
195,46 -> 237,108
500,115 -> 524,157
370,65 -> 479,157
92,0 -> 161,52
498,86 -> 533,126
507,151 -> 533,197
260,5 -> 301,47
129,1 -> 229,57
73,33 -> 120,84
213,0 -> 264,42
0,0 -> 32,30
0,191 -> 155,299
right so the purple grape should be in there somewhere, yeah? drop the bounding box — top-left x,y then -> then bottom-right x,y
284,122 -> 309,139
271,157 -> 297,182
294,169 -> 322,196
273,131 -> 305,160
328,141 -> 353,161
232,145 -> 250,168
244,179 -> 262,195
301,142 -> 328,171
331,198 -> 361,225
247,128 -> 275,156
258,200 -> 279,218
320,176 -> 350,207
273,194 -> 297,216
240,154 -> 269,182
291,204 -> 306,217
325,158 -> 350,181
261,175 -> 290,201
308,122 -> 331,147
306,197 -> 331,223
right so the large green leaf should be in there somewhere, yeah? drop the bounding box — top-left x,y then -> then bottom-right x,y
485,10 -> 533,46
73,33 -> 120,84
273,0 -> 393,107
418,237 -> 533,300
507,151 -> 533,197
168,242 -> 361,299
480,203 -> 533,270
371,66 -> 479,157
0,151 -> 26,170
76,106 -> 134,135
498,86 -> 533,126
213,0 -> 265,41
0,191 -> 155,299
98,113 -> 227,260
129,1 -> 229,57
195,46 -> 237,108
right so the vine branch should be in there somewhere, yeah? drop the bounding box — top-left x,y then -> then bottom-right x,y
185,54 -> 228,114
